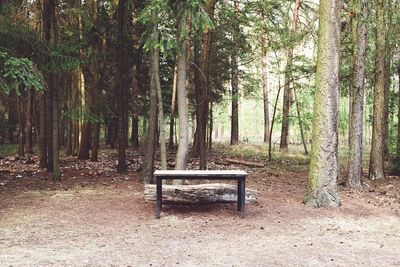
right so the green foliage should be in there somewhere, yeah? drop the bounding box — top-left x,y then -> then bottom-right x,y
0,52 -> 44,95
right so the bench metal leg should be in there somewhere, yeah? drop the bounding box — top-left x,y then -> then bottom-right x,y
237,179 -> 242,211
239,178 -> 245,218
156,177 -> 162,219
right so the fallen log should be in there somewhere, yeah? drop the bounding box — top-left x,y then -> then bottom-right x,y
226,158 -> 264,168
144,183 -> 257,204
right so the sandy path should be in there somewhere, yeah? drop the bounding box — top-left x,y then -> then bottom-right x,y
1,187 -> 399,267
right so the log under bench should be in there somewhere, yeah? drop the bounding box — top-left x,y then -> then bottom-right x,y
153,170 -> 248,219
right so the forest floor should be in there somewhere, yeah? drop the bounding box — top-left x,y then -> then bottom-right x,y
1,145 -> 400,266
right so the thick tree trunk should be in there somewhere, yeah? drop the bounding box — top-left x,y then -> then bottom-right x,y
347,0 -> 368,189
369,0 -> 388,180
306,0 -> 340,208
78,122 -> 90,159
144,184 -> 257,204
280,0 -> 300,150
261,36 -> 270,143
116,0 -> 128,173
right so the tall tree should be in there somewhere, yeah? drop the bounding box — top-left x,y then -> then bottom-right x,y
369,0 -> 389,180
306,0 -> 340,207
116,0 -> 128,173
192,0 -> 217,169
230,0 -> 239,146
261,34 -> 270,143
347,0 -> 368,188
43,0 -> 60,179
280,0 -> 300,150
175,2 -> 189,174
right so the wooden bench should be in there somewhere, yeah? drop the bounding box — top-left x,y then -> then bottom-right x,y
153,170 -> 248,219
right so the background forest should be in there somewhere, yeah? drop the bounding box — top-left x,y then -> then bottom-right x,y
0,0 -> 399,205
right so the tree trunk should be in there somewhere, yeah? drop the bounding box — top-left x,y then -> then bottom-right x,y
397,64 -> 400,158
280,0 -> 300,150
168,64 -> 178,150
230,0 -> 239,146
90,0 -> 100,162
144,183 -> 257,204
142,48 -> 159,184
131,0 -> 142,148
261,35 -> 270,143
306,0 -> 340,208
231,54 -> 239,145
192,0 -> 217,169
39,93 -> 47,167
347,0 -> 368,189
175,8 -> 189,176
17,95 -> 25,157
369,0 -> 388,180
268,79 -> 283,160
116,0 -> 128,173
154,45 -> 167,170
293,85 -> 308,155
25,89 -> 33,156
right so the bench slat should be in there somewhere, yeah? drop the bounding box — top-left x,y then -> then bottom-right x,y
154,170 -> 247,177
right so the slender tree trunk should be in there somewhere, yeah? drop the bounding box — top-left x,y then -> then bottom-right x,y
192,0 -> 217,169
209,102 -> 213,149
397,64 -> 400,158
268,79 -> 282,160
231,54 -> 239,145
25,89 -> 33,156
142,49 -> 158,183
154,45 -> 167,170
261,35 -> 270,143
347,0 -> 368,189
280,0 -> 300,150
175,7 -> 189,175
39,93 -> 47,167
17,95 -> 25,157
306,0 -> 340,208
230,0 -> 239,146
116,0 -> 128,173
131,0 -> 142,148
168,64 -> 177,150
293,85 -> 308,155
369,0 -> 389,180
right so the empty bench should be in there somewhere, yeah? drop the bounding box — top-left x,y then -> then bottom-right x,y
153,170 -> 248,219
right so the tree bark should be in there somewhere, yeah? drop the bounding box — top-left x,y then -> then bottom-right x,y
369,0 -> 389,180
230,0 -> 239,146
261,35 -> 270,143
17,95 -> 25,157
116,0 -> 128,173
347,0 -> 368,189
280,0 -> 300,150
39,93 -> 47,167
192,0 -> 217,169
175,7 -> 189,176
144,183 -> 257,204
306,0 -> 340,208
25,89 -> 33,156
397,64 -> 400,158
168,64 -> 178,150
142,48 -> 159,184
131,0 -> 142,148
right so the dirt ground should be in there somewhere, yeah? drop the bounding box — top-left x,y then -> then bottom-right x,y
1,151 -> 400,267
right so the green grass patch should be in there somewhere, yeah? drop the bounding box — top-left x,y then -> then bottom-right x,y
0,143 -> 19,157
